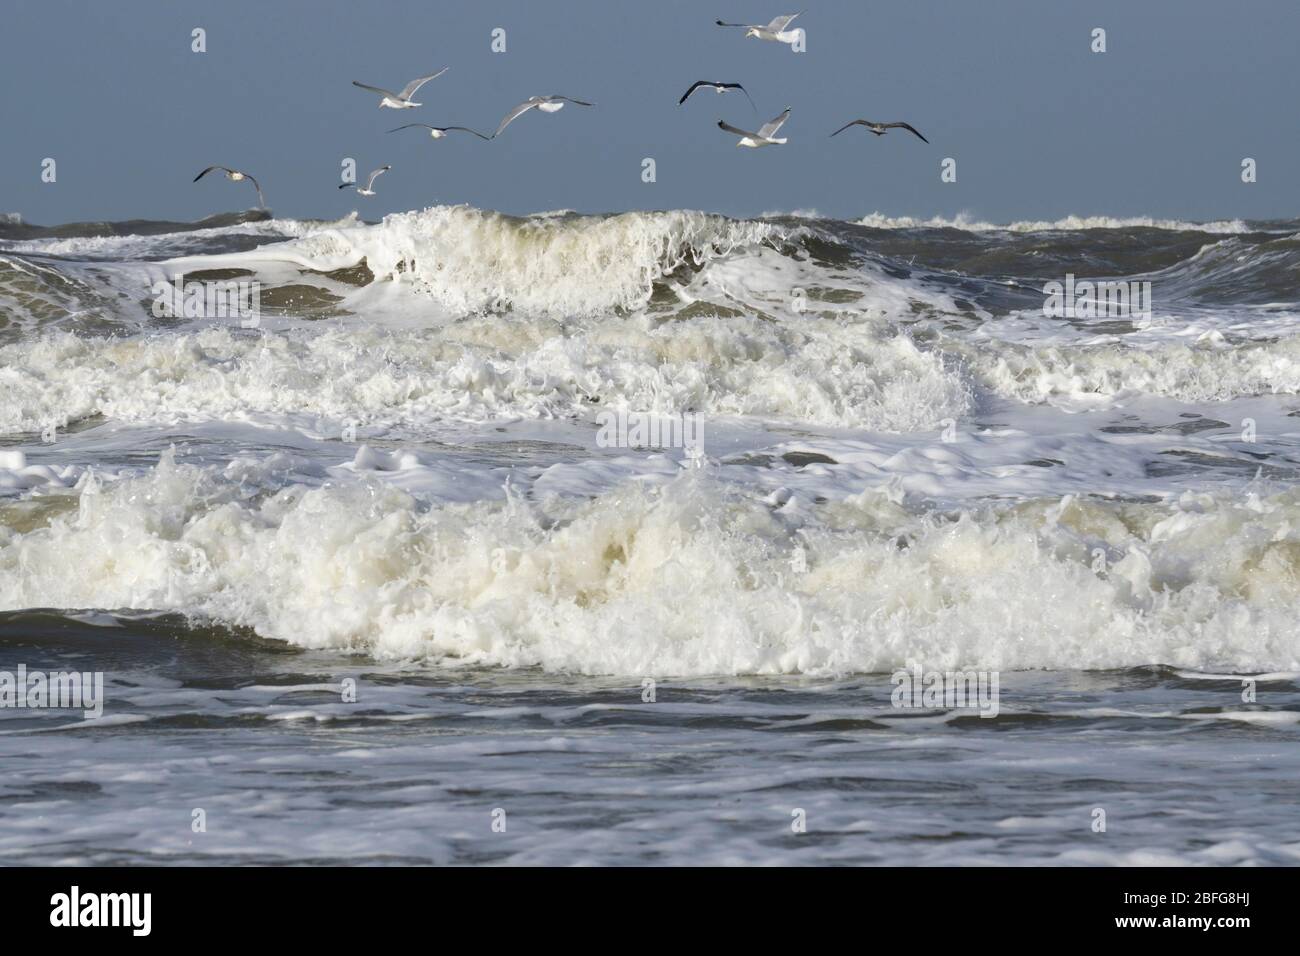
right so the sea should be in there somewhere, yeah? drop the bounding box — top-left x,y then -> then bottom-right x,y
1,205 -> 1297,864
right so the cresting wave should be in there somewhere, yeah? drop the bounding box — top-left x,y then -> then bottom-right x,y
1,452 -> 1298,675
166,204 -> 795,316
856,211 -> 1252,234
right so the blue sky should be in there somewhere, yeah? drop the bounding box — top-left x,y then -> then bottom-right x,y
2,0 -> 1297,224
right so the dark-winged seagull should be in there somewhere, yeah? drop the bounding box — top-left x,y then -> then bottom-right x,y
388,124 -> 491,140
679,81 -> 757,114
192,166 -> 266,209
830,119 -> 930,144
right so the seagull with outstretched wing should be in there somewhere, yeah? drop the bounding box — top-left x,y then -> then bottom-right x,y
339,165 -> 391,196
493,95 -> 594,138
830,119 -> 930,144
192,166 -> 266,209
389,123 -> 491,140
715,12 -> 804,43
679,81 -> 757,115
717,107 -> 791,147
352,68 -> 448,109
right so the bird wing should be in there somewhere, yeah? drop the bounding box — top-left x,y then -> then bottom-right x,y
679,81 -> 709,105
718,120 -> 758,139
730,83 -> 758,114
493,100 -> 539,137
767,12 -> 802,31
388,124 -> 435,133
552,96 -> 594,106
353,81 -> 400,99
715,19 -> 760,28
883,122 -> 929,143
246,175 -> 266,208
829,120 -> 869,137
365,166 -> 392,189
192,165 -> 230,182
399,68 -> 448,100
757,108 -> 791,139
443,126 -> 492,140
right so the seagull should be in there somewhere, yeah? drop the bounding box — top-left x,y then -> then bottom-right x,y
388,123 -> 491,140
717,108 -> 791,147
493,96 -> 594,138
192,166 -> 266,208
678,81 -> 757,114
715,12 -> 804,44
339,165 -> 391,196
352,68 -> 448,109
830,119 -> 930,144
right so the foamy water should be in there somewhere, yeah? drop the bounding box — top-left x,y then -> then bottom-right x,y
1,205 -> 1297,864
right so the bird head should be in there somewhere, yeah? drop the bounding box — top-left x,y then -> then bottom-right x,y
744,27 -> 759,38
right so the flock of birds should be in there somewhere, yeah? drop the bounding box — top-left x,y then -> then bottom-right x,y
192,12 -> 929,209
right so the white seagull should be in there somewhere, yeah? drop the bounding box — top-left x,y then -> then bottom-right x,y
679,81 -> 757,114
715,12 -> 804,44
493,96 -> 594,138
339,165 -> 391,196
192,166 -> 266,208
717,107 -> 791,147
352,68 -> 448,109
388,123 -> 491,140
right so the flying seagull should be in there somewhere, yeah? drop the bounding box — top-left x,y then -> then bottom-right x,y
388,123 -> 491,140
830,119 -> 930,144
339,165 -> 391,196
493,96 -> 594,138
715,12 -> 804,43
717,107 -> 791,147
678,81 -> 756,114
352,68 -> 448,109
192,166 -> 265,208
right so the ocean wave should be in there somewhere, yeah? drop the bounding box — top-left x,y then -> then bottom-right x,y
165,205 -> 792,316
0,214 -> 355,259
0,317 -> 969,434
857,212 -> 1252,234
968,335 -> 1300,407
1,454 -> 1296,675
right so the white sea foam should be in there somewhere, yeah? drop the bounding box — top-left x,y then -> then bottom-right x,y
966,334 -> 1300,407
0,452 -> 1297,676
162,205 -> 791,317
2,203 -> 1298,680
0,314 -> 969,433
0,216 -> 347,259
858,212 -> 1252,234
